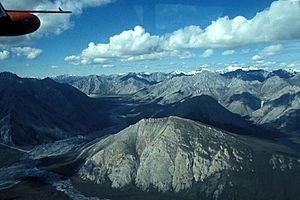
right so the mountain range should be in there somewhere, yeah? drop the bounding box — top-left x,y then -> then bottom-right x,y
54,72 -> 179,97
0,69 -> 299,200
56,69 -> 300,135
0,72 -> 112,146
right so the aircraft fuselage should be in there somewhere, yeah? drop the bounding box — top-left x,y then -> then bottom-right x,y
0,12 -> 40,36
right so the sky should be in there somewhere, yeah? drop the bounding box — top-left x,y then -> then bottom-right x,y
1,0 -> 300,77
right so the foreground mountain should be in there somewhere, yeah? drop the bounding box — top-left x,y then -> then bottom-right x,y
79,117 -> 300,200
0,72 -> 112,146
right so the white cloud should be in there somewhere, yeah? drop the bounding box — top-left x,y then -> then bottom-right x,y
222,65 -> 245,72
252,44 -> 283,61
11,47 -> 43,59
161,26 -> 203,50
217,60 -> 300,73
255,60 -> 265,64
0,50 -> 10,60
284,63 -> 300,72
80,26 -> 162,63
199,64 -> 211,68
65,26 -> 195,64
200,49 -> 214,58
103,64 -> 114,68
0,0 -> 113,47
64,55 -> 81,65
65,55 -> 80,61
222,50 -> 235,56
252,55 -> 263,61
163,0 -> 300,49
66,0 -> 300,65
259,44 -> 283,56
219,63 -> 265,73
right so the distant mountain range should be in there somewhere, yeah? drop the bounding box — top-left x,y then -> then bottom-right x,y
55,69 -> 297,96
220,69 -> 296,82
136,71 -> 300,135
0,72 -> 112,146
122,95 -> 277,138
54,72 -> 180,96
54,69 -> 300,135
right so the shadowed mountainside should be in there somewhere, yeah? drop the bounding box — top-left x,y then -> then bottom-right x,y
0,72 -> 113,146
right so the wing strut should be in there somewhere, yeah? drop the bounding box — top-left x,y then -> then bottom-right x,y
5,7 -> 71,14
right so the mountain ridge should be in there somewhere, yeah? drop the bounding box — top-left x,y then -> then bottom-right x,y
79,116 -> 300,199
0,72 -> 112,146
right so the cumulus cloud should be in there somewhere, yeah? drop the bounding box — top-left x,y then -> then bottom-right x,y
81,26 -> 161,61
259,44 -> 283,56
222,50 -> 235,56
65,0 -> 300,65
163,0 -> 300,49
252,44 -> 283,61
64,55 -> 80,60
200,49 -> 214,58
0,0 -> 113,47
252,55 -> 263,61
11,47 -> 43,59
65,26 -> 195,64
0,50 -> 10,60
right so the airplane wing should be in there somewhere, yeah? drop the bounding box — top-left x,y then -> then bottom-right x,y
5,8 -> 71,14
0,3 -> 8,17
0,3 -> 71,14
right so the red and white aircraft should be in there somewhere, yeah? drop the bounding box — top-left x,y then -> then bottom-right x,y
0,3 -> 71,36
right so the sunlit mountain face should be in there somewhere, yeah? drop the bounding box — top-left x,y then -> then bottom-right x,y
1,0 -> 300,200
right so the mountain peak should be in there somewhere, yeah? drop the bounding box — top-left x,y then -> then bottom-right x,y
0,72 -> 20,80
79,116 -> 300,198
269,69 -> 295,79
80,116 -> 245,192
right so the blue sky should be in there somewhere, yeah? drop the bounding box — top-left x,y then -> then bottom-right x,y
1,0 -> 300,77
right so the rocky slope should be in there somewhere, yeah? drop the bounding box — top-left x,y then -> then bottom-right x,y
133,71 -> 228,104
133,71 -> 300,134
221,69 -> 270,82
122,95 -> 274,138
79,117 -> 300,200
55,69 -> 300,134
54,72 -> 177,96
251,91 -> 300,134
221,69 -> 295,82
0,72 -> 112,146
289,72 -> 300,86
